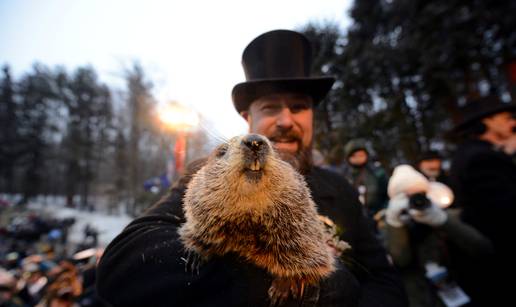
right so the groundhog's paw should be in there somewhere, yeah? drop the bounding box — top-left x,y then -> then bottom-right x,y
268,277 -> 308,306
268,277 -> 291,306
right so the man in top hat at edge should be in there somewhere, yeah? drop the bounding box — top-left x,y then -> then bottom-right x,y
96,30 -> 407,307
448,96 -> 516,306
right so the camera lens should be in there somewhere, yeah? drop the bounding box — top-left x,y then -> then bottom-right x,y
409,193 -> 431,210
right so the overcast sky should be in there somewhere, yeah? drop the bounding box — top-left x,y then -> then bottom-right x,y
0,0 -> 352,138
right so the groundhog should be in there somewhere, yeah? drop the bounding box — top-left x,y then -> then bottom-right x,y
178,134 -> 347,305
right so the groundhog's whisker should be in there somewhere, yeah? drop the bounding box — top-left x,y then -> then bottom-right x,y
197,120 -> 229,144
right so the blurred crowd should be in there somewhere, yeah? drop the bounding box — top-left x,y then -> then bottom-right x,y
0,210 -> 104,307
2,96 -> 515,307
316,97 -> 516,307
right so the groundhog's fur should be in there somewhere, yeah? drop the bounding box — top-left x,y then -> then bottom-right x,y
178,134 -> 337,295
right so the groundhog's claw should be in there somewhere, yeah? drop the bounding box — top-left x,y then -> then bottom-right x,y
183,251 -> 201,275
268,277 -> 307,306
268,278 -> 291,306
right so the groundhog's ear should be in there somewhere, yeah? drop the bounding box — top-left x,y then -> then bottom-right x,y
173,158 -> 208,188
186,158 -> 208,175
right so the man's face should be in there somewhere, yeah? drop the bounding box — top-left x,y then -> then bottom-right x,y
348,150 -> 368,167
482,111 -> 516,140
242,93 -> 313,172
418,159 -> 441,180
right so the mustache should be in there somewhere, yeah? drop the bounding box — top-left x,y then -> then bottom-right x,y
268,131 -> 302,143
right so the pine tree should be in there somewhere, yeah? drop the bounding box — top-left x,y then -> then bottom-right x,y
301,0 -> 516,166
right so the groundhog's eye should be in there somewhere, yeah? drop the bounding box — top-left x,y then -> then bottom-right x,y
215,144 -> 228,158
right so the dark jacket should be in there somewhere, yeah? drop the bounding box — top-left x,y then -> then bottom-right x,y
382,209 -> 493,307
449,139 -> 516,306
342,163 -> 389,218
96,167 -> 407,307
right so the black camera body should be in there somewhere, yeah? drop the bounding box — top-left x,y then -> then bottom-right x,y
408,192 -> 431,210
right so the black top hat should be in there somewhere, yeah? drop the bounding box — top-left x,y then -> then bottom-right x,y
232,29 -> 335,114
451,96 -> 516,133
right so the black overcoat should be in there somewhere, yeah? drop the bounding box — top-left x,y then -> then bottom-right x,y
449,139 -> 516,306
96,167 -> 407,307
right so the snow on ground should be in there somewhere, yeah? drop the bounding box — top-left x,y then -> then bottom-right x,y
50,207 -> 132,248
23,196 -> 133,248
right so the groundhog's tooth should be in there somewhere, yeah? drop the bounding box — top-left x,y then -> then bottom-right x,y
249,160 -> 260,171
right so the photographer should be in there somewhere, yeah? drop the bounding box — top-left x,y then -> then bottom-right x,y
382,165 -> 492,307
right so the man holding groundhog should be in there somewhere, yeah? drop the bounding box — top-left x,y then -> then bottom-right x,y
96,30 -> 407,307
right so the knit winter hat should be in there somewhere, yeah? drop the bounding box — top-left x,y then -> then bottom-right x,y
427,181 -> 454,208
344,139 -> 368,158
388,164 -> 429,198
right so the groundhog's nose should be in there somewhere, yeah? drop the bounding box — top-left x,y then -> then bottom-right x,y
242,134 -> 265,153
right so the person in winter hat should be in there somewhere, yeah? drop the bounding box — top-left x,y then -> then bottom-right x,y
385,165 -> 448,227
342,139 -> 389,219
382,164 -> 493,307
416,151 -> 450,185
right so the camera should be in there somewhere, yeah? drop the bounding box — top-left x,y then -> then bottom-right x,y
408,192 -> 431,210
